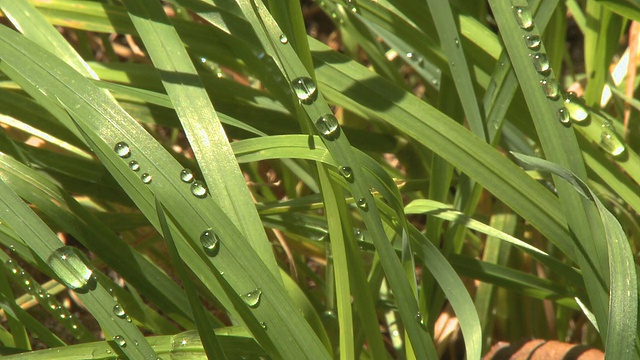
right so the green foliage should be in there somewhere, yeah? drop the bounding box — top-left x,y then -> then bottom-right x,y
0,0 -> 638,358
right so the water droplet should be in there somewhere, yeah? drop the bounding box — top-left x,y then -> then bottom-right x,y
600,126 -> 625,156
524,35 -> 541,50
532,53 -> 550,74
141,173 -> 152,184
356,198 -> 368,211
416,312 -> 426,329
407,52 -> 414,59
200,57 -> 207,63
454,37 -> 460,48
47,247 -> 94,292
513,6 -> 533,30
339,166 -> 353,181
354,228 -> 364,241
291,77 -> 318,104
113,304 -> 126,318
190,181 -> 208,198
279,34 -> 288,44
240,288 -> 262,308
180,168 -> 194,183
314,114 -> 340,140
128,160 -> 140,171
540,78 -> 559,100
564,92 -> 589,122
114,142 -> 131,158
557,107 -> 570,125
113,335 -> 126,347
260,321 -> 267,329
126,315 -> 132,323
200,229 -> 220,255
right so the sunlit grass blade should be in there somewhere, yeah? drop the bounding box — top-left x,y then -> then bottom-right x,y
155,197 -> 227,359
121,0 -> 281,279
489,0 -> 611,339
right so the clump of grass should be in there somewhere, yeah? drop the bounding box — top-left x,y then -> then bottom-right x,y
0,0 -> 638,359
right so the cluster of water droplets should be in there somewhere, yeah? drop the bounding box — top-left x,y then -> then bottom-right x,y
512,6 -> 570,126
199,57 -> 224,79
6,258 -> 86,337
289,75 -> 343,140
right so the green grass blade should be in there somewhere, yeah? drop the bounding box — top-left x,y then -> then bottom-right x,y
155,197 -> 228,359
121,0 -> 281,280
512,152 -> 638,360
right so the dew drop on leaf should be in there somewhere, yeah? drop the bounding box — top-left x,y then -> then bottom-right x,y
240,288 -> 262,308
180,168 -> 194,183
291,77 -> 318,104
191,181 -> 208,198
314,114 -> 340,140
128,160 -> 140,171
47,247 -> 94,292
513,6 -> 533,30
114,142 -> 131,158
141,173 -> 152,184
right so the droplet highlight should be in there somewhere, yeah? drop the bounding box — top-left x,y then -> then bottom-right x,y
200,229 -> 220,255
356,198 -> 368,211
240,288 -> 262,308
279,34 -> 288,44
314,114 -> 340,140
114,142 -> 131,158
141,173 -> 152,184
513,6 -> 533,30
564,92 -> 589,122
532,53 -> 550,74
291,77 -> 318,104
190,181 -> 208,198
47,247 -> 94,292
600,124 -> 625,156
113,304 -> 126,319
113,335 -> 126,347
339,166 -> 353,181
557,107 -> 570,125
128,160 -> 140,171
180,168 -> 194,183
524,35 -> 541,50
540,78 -> 559,100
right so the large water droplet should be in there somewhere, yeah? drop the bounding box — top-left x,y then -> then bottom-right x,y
532,53 -> 550,74
291,77 -> 318,104
356,198 -> 368,211
190,181 -> 208,198
524,35 -> 541,50
513,6 -> 533,30
540,78 -> 559,100
600,126 -> 625,156
314,114 -> 340,140
141,173 -> 152,184
279,34 -> 288,44
128,160 -> 140,171
564,92 -> 589,122
240,288 -> 262,308
557,107 -> 570,125
180,168 -> 194,183
113,304 -> 126,319
113,335 -> 126,347
339,166 -> 353,181
200,229 -> 220,255
47,247 -> 94,292
114,142 -> 131,158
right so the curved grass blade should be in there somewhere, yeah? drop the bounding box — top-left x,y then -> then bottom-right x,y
512,152 -> 637,360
